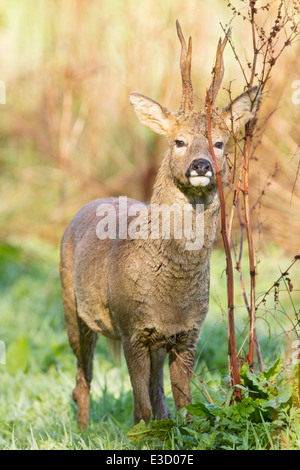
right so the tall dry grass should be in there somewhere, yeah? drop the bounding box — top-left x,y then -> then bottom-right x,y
0,0 -> 299,251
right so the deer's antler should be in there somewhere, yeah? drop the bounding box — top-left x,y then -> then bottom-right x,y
206,28 -> 230,108
176,20 -> 193,114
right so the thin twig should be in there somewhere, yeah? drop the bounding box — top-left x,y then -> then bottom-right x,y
170,348 -> 215,405
206,90 -> 241,401
290,146 -> 300,205
256,256 -> 300,310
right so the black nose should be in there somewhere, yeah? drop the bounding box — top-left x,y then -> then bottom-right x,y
188,159 -> 212,176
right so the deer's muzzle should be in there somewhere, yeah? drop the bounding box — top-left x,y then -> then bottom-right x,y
185,159 -> 213,187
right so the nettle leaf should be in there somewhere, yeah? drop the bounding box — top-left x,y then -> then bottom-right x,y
127,419 -> 176,442
262,356 -> 282,382
258,398 -> 277,410
127,420 -> 148,442
186,402 -> 223,418
276,381 -> 293,405
240,363 -> 270,399
231,396 -> 258,421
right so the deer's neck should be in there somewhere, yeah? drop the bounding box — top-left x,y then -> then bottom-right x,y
150,152 -> 217,207
149,152 -> 220,254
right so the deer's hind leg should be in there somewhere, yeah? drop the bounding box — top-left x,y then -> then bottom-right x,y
60,244 -> 98,429
71,316 -> 98,429
63,297 -> 98,428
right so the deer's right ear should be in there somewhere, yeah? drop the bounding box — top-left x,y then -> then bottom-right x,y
129,92 -> 176,136
221,86 -> 261,134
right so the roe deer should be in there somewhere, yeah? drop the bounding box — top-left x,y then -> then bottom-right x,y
60,22 -> 260,429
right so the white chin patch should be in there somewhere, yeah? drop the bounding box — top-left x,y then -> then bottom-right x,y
189,176 -> 211,187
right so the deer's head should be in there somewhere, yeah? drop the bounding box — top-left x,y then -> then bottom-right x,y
130,22 -> 260,197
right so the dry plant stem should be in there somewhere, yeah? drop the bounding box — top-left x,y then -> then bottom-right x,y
206,90 -> 241,401
235,202 -> 264,371
256,256 -> 299,310
171,348 -> 214,405
224,0 -> 300,380
227,162 -> 243,244
226,0 -> 300,372
243,124 -> 256,372
299,358 -> 300,405
249,1 -> 258,87
244,1 -> 258,372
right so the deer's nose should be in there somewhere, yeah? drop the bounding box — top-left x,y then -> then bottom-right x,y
187,159 -> 213,177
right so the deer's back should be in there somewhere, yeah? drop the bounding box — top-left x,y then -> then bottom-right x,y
60,197 -> 210,344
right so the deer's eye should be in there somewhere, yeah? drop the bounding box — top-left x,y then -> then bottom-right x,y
174,140 -> 186,148
214,141 -> 224,150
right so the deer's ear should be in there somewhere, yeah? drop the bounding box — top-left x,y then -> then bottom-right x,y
129,92 -> 176,136
221,86 -> 261,134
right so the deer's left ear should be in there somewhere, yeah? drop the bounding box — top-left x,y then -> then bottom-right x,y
221,86 -> 261,134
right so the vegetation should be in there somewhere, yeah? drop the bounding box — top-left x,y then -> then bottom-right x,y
0,242 -> 299,450
128,360 -> 300,450
0,0 -> 299,450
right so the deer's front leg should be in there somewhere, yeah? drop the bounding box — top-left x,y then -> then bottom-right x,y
150,348 -> 170,420
169,344 -> 196,410
122,337 -> 152,425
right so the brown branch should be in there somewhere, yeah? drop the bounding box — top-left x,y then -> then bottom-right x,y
249,2 -> 258,86
243,122 -> 256,372
232,203 -> 264,372
206,89 -> 241,401
224,0 -> 300,384
243,3 -> 259,372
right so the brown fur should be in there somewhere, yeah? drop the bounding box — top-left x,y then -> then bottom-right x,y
60,58 -> 259,429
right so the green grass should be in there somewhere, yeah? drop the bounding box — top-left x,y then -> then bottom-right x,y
0,240 -> 299,450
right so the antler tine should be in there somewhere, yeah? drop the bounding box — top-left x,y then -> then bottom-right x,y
176,20 -> 187,76
176,20 -> 193,114
206,28 -> 230,108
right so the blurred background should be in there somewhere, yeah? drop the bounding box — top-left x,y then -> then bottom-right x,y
0,0 -> 299,253
0,0 -> 299,448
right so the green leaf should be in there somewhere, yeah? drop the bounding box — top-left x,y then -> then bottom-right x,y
127,419 -> 176,442
6,336 -> 30,374
276,381 -> 293,405
231,396 -> 257,420
126,420 -> 148,441
262,356 -> 282,382
259,398 -> 277,410
186,402 -> 223,418
240,362 -> 270,399
224,387 -> 235,410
